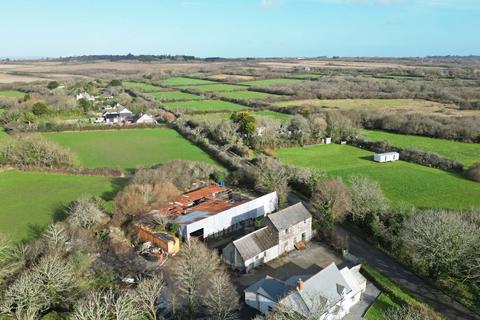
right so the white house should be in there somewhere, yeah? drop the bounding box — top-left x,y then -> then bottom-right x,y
245,263 -> 367,319
374,152 -> 399,163
103,106 -> 133,124
76,92 -> 96,101
133,113 -> 157,124
223,203 -> 312,272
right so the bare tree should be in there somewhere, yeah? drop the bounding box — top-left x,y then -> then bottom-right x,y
174,238 -> 220,317
0,233 -> 27,288
43,224 -> 68,250
72,291 -> 111,320
67,196 -> 107,229
204,271 -> 239,320
382,305 -> 441,320
135,273 -> 166,320
349,175 -> 389,222
253,156 -> 290,204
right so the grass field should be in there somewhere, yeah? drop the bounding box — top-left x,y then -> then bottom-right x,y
156,77 -> 214,86
148,91 -> 203,101
164,100 -> 250,112
122,81 -> 164,92
180,83 -> 247,92
273,98 -> 444,109
289,73 -> 323,79
240,78 -> 303,86
362,130 -> 480,167
0,90 -> 24,97
277,144 -> 480,210
0,170 -> 114,242
207,74 -> 256,82
218,90 -> 283,100
43,128 -> 218,169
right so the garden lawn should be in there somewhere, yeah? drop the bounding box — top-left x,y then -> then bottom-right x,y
180,83 -> 247,92
277,144 -> 480,210
0,90 -> 24,97
156,77 -> 214,86
0,171 -> 114,242
362,130 -> 480,167
240,78 -> 303,86
43,128 -> 218,169
148,91 -> 203,101
165,100 -> 249,112
273,98 -> 442,109
219,90 -> 283,100
123,81 -> 164,92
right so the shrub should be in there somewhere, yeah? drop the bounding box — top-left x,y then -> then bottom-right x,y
67,197 -> 107,229
0,134 -> 76,168
47,81 -> 59,90
465,162 -> 480,182
349,175 -> 389,222
109,79 -> 122,87
32,102 -> 49,116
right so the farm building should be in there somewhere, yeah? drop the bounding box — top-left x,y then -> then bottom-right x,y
374,152 -> 399,163
155,186 -> 278,241
245,263 -> 366,319
222,203 -> 312,272
133,113 -> 157,124
103,106 -> 133,123
135,224 -> 180,255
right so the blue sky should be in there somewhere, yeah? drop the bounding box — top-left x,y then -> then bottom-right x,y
1,0 -> 479,58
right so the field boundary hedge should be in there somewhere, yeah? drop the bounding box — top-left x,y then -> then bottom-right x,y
350,137 -> 464,173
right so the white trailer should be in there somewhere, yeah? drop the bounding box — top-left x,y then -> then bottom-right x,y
374,152 -> 399,163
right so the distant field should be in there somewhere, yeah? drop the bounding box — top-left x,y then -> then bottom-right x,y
240,78 -> 303,86
165,100 -> 249,112
156,77 -> 214,86
219,90 -> 283,100
148,91 -> 203,101
0,90 -> 24,97
362,130 -> 480,167
289,73 -> 323,79
273,98 -> 446,110
122,81 -> 163,92
0,170 -> 114,242
277,144 -> 480,210
180,83 -> 247,92
190,110 -> 290,122
207,74 -> 256,82
43,128 -> 218,169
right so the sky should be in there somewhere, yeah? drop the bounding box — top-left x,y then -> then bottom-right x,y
0,0 -> 479,58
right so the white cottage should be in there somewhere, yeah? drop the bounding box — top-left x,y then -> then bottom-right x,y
374,152 -> 399,163
133,113 -> 157,124
245,263 -> 367,319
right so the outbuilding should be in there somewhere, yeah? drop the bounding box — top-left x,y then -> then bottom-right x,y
374,152 -> 399,163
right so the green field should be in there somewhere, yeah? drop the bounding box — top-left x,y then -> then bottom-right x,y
289,73 -> 323,79
240,78 -> 303,86
148,91 -> 203,101
219,90 -> 283,100
156,77 -> 214,87
43,128 -> 218,169
0,171 -> 114,242
180,83 -> 247,92
164,100 -> 250,112
122,81 -> 164,92
362,130 -> 480,167
273,98 -> 442,109
277,144 -> 480,209
0,90 -> 24,98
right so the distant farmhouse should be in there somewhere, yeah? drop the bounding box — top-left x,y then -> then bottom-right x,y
374,152 -> 399,163
153,186 -> 278,241
75,92 -> 96,101
223,203 -> 312,272
103,106 -> 133,124
245,262 -> 367,319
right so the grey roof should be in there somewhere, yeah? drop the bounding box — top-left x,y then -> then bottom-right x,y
245,276 -> 291,302
233,226 -> 277,261
267,203 -> 311,231
280,263 -> 353,316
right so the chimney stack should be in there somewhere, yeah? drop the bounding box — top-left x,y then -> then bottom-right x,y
296,279 -> 305,291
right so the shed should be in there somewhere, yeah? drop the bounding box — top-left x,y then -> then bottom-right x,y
374,152 -> 399,163
136,225 -> 180,255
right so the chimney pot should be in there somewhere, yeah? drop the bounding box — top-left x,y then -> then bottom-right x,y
296,279 -> 305,291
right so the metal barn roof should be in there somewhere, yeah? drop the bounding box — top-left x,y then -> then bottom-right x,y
267,203 -> 311,231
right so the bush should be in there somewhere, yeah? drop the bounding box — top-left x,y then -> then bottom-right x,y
109,79 -> 122,87
47,81 -> 59,90
349,175 -> 389,222
67,197 -> 107,229
465,162 -> 480,182
0,134 -> 76,168
32,102 -> 49,116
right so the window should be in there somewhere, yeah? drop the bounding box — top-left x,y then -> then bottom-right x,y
268,306 -> 273,312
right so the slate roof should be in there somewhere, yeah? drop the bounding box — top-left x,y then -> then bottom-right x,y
267,202 -> 311,231
245,276 -> 291,302
233,226 -> 278,261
